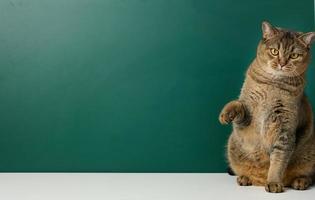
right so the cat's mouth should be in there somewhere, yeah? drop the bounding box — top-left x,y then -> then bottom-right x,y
270,63 -> 294,73
268,64 -> 302,77
276,64 -> 292,72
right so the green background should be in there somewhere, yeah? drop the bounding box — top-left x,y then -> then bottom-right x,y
0,0 -> 313,172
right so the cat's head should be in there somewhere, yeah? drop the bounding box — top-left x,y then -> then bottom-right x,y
256,21 -> 315,76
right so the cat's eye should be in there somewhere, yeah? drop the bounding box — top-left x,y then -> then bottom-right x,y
270,48 -> 279,56
290,53 -> 299,59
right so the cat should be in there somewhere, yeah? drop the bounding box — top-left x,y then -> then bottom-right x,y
219,21 -> 315,193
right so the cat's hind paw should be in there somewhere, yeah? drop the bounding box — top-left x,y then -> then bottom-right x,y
237,176 -> 252,186
291,177 -> 312,190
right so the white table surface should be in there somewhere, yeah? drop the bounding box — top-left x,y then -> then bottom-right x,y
0,173 -> 313,200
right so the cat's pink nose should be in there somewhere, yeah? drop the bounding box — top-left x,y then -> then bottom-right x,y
277,64 -> 286,70
278,61 -> 287,69
279,60 -> 287,67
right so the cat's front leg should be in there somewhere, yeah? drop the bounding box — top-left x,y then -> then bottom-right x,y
219,100 -> 250,126
265,119 -> 296,193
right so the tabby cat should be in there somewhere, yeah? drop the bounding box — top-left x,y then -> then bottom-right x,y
219,21 -> 315,193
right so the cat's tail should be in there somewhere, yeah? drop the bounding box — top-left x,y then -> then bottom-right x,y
227,167 -> 235,176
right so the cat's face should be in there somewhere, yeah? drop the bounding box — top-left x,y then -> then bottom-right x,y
256,21 -> 315,77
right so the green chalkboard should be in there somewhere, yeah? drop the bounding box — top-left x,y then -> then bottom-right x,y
0,0 -> 313,172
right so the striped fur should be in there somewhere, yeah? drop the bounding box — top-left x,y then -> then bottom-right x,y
219,21 -> 315,193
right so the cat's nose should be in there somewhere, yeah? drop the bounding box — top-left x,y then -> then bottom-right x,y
279,59 -> 287,67
278,63 -> 286,70
278,60 -> 287,69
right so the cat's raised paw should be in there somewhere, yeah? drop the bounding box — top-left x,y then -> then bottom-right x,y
291,177 -> 312,190
265,182 -> 284,193
219,101 -> 245,125
219,110 -> 237,124
237,176 -> 252,186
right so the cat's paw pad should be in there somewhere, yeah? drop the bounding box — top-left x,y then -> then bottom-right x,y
265,182 -> 284,193
219,101 -> 245,125
219,109 -> 237,124
291,177 -> 312,190
237,176 -> 252,186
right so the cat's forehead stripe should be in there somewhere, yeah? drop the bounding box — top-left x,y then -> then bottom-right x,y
270,31 -> 303,54
280,32 -> 293,53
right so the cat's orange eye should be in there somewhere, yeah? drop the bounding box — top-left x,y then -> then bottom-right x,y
270,48 -> 279,56
290,53 -> 299,59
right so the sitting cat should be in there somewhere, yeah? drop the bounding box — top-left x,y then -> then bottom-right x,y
219,21 -> 315,193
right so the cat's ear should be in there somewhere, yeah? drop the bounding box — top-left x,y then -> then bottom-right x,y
262,21 -> 278,40
298,32 -> 315,47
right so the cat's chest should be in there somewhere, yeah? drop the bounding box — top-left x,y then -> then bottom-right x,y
244,86 -> 296,132
244,85 -> 290,110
